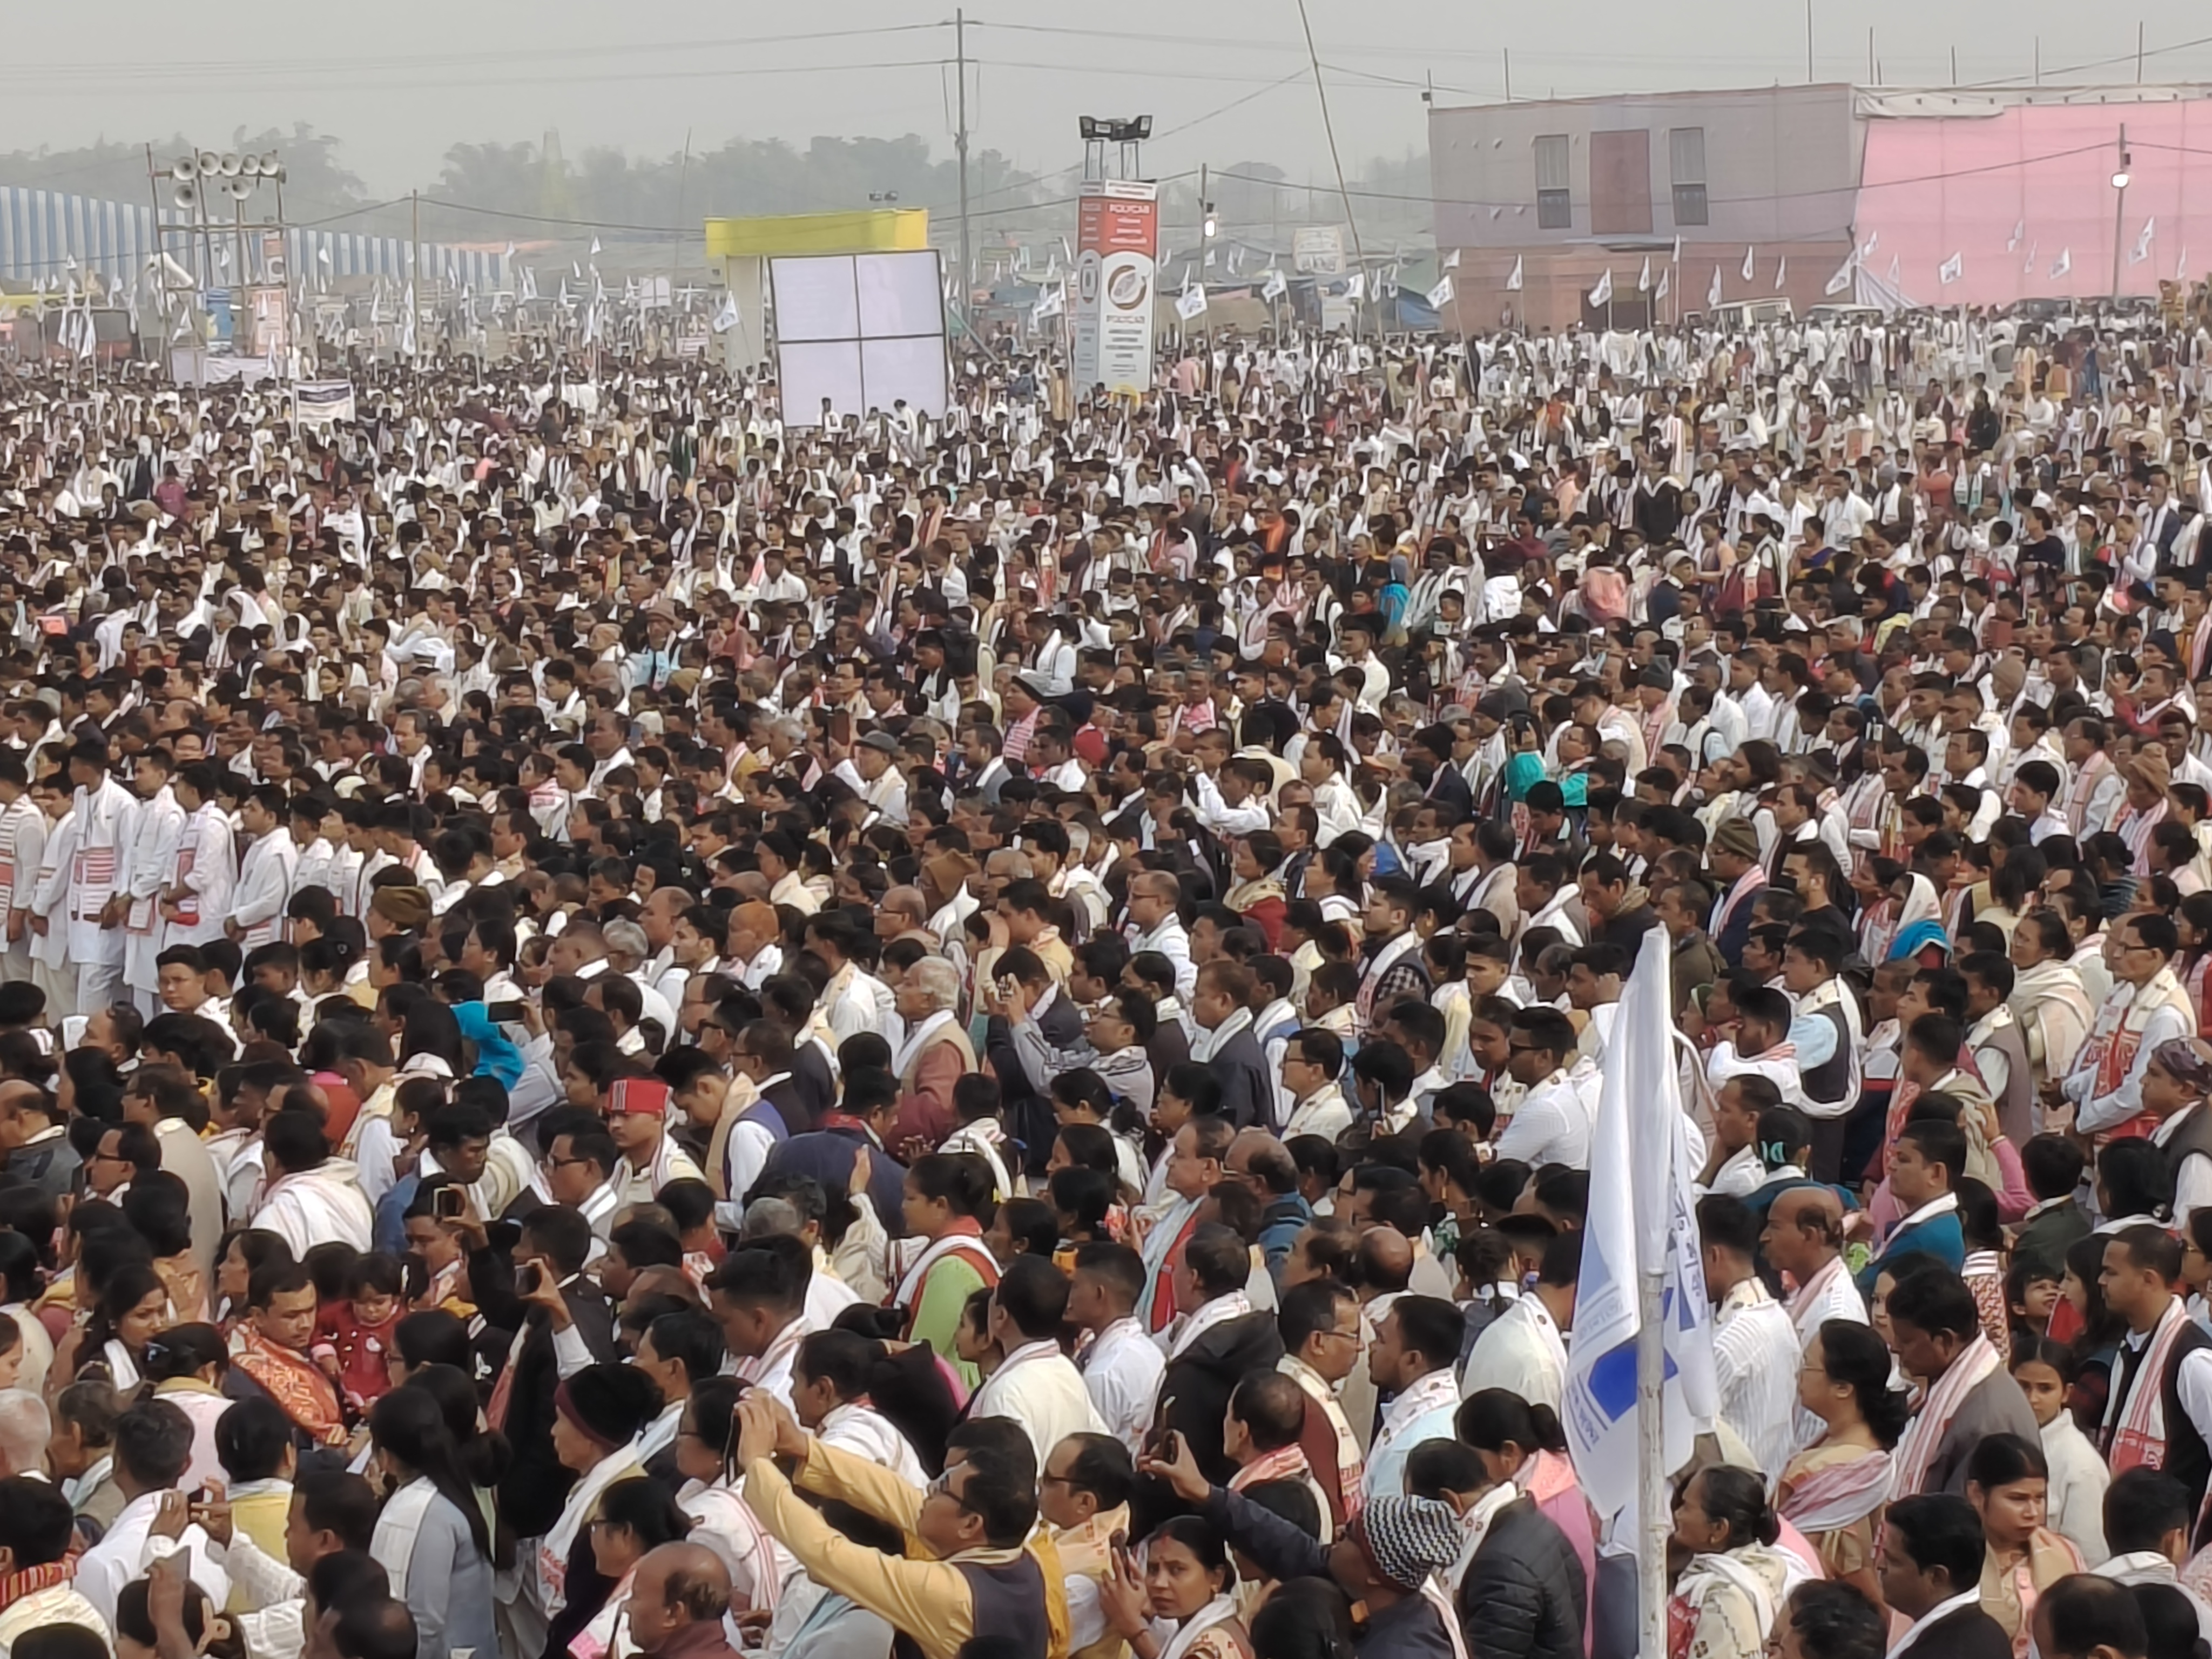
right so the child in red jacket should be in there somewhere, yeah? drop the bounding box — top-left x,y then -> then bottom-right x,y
312,1252 -> 405,1417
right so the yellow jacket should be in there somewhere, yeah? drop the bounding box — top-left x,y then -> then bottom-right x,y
744,1437 -> 1069,1659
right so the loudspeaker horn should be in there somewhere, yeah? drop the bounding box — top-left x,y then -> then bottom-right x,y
218,152 -> 243,177
172,156 -> 198,181
172,182 -> 198,210
197,151 -> 222,178
260,154 -> 284,181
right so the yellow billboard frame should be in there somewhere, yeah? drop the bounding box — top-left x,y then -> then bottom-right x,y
703,210 -> 929,260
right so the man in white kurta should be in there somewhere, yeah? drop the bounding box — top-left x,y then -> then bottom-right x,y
120,754 -> 188,1016
0,759 -> 48,987
229,787 -> 300,950
972,1258 -> 1109,1466
254,1122 -> 376,1256
65,745 -> 137,1017
28,793 -> 77,1021
161,766 -> 238,951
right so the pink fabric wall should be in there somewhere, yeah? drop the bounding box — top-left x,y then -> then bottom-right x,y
1853,98 -> 2212,306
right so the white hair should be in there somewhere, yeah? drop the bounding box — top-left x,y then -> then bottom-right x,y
0,1388 -> 49,1479
906,956 -> 962,1013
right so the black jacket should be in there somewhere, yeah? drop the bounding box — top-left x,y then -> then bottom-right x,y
1908,1605 -> 2013,1659
1205,1025 -> 1275,1131
1202,1484 -> 1457,1659
468,1232 -> 620,1539
1457,1497 -> 1587,1659
1129,1308 -> 1284,1534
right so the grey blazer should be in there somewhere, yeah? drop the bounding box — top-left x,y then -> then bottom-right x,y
1925,1370 -> 2043,1495
400,1493 -> 501,1659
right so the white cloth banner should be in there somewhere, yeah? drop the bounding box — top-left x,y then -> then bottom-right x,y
1561,927 -> 1717,1528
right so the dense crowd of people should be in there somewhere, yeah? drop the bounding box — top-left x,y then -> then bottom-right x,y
0,297 -> 2206,1659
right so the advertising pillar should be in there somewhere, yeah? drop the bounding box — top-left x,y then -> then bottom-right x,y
1071,178 -> 1158,397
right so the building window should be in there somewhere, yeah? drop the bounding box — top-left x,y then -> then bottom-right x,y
1669,126 -> 1708,226
1534,134 -> 1570,229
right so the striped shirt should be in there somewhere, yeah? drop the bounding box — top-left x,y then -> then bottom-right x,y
1713,1278 -> 1802,1479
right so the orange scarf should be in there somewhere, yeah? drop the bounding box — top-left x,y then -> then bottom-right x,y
235,1327 -> 347,1446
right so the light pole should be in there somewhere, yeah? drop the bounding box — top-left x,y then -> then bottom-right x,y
2110,125 -> 2131,301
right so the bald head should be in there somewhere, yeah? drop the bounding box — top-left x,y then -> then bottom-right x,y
629,1543 -> 732,1654
1357,1225 -> 1415,1299
1764,1185 -> 1845,1278
882,886 -> 929,925
1131,871 -> 1181,904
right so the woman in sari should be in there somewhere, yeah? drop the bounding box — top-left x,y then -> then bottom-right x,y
56,1257 -> 169,1391
1968,1432 -> 2081,1657
1775,1319 -> 1904,1605
1666,1466 -> 1794,1659
669,1377 -> 790,1618
1225,831 -> 1290,953
1100,1515 -> 1252,1659
572,1476 -> 696,1659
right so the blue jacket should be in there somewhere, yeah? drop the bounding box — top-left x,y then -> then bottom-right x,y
1257,1193 -> 1312,1281
1856,1208 -> 1965,1296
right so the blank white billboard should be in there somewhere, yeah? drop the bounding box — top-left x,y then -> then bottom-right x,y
770,249 -> 947,424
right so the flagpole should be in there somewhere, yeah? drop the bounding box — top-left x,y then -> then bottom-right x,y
1637,1268 -> 1668,1659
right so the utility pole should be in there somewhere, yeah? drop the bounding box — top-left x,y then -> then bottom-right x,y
1503,48 -> 1513,102
1805,0 -> 1813,83
2111,123 -> 2131,300
2137,22 -> 2146,82
2034,36 -> 2041,83
955,9 -> 972,342
1294,0 -> 1367,338
1951,46 -> 1958,85
1867,26 -> 1877,84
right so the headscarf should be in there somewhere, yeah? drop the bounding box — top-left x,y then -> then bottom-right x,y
454,1000 -> 525,1090
1884,872 -> 1948,963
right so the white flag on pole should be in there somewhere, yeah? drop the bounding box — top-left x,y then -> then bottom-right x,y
1671,234 -> 1682,263
1262,268 -> 1288,301
1774,256 -> 1787,292
1887,254 -> 1902,286
711,292 -> 740,334
1345,272 -> 1365,301
1033,282 -> 1065,321
1444,247 -> 1461,269
1741,245 -> 1756,281
1825,255 -> 1854,296
590,237 -> 602,257
1707,263 -> 1722,307
1506,255 -> 1524,292
1175,285 -> 1208,321
1562,927 -> 1717,1529
2132,218 -> 2156,265
1939,251 -> 1964,285
1858,230 -> 1878,261
2180,246 -> 2192,282
2052,247 -> 2072,278
2008,220 -> 2025,253
1653,265 -> 1669,301
2022,241 -> 2037,276
1427,274 -> 1455,310
1588,268 -> 1614,307
1637,257 -> 1651,294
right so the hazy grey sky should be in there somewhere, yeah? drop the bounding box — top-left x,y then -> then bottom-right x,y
9,0 -> 2211,197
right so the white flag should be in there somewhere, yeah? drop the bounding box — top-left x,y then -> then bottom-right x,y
1741,245 -> 1756,281
1939,251 -> 1964,285
1262,269 -> 1288,301
1505,255 -> 1523,292
1887,254 -> 1902,286
1858,230 -> 1878,261
2022,241 -> 2037,276
1345,272 -> 1365,301
1825,255 -> 1855,296
1707,264 -> 1722,307
317,246 -> 333,266
1562,927 -> 1717,1530
711,292 -> 740,334
1033,282 -> 1065,321
1444,247 -> 1461,269
1653,265 -> 1669,301
1427,273 -> 1455,310
1671,234 -> 1682,263
2008,220 -> 2025,253
1588,268 -> 1613,307
1637,257 -> 1651,294
2132,218 -> 2155,265
1203,247 -> 1216,268
2052,247 -> 2072,279
590,237 -> 602,257
1175,286 -> 1208,321
1773,257 -> 1786,292
2181,246 -> 2192,282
